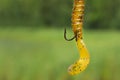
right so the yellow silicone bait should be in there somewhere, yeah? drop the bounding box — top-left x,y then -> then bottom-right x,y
64,0 -> 90,75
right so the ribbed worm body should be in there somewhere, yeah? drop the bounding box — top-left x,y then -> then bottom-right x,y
68,0 -> 90,75
72,0 -> 84,39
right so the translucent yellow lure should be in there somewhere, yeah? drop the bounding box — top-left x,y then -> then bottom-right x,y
64,0 -> 90,75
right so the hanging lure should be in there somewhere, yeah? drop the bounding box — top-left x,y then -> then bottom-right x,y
64,0 -> 90,75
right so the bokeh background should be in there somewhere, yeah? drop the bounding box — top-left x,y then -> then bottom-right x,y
0,0 -> 120,80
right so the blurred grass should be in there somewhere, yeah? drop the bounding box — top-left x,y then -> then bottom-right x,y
0,27 -> 120,80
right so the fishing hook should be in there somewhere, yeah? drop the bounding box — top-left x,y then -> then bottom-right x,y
64,28 -> 76,41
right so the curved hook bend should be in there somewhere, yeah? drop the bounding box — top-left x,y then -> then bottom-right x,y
64,28 -> 76,41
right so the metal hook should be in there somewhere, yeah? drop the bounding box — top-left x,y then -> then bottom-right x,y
64,28 -> 76,41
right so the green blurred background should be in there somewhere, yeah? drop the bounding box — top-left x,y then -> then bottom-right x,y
0,0 -> 120,80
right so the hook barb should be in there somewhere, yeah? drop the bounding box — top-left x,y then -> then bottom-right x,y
64,28 -> 76,41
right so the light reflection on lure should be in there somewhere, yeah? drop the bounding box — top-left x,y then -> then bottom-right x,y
64,0 -> 90,75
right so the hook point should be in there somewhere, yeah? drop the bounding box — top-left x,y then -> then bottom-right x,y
64,28 -> 76,41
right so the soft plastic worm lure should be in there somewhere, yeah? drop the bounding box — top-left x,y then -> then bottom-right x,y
64,0 -> 90,75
